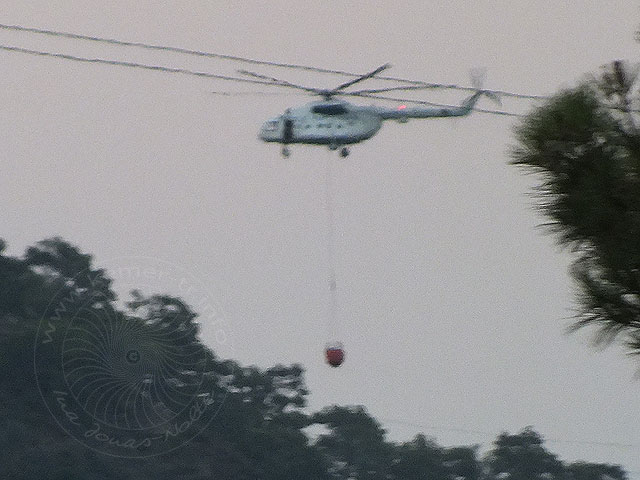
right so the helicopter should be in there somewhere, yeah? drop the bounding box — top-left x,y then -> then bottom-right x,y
240,64 -> 499,157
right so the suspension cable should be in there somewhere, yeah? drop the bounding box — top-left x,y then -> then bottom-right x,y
324,155 -> 338,340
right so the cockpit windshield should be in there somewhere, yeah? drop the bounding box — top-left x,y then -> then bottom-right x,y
263,120 -> 279,131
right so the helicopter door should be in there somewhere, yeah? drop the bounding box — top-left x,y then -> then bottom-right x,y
282,118 -> 294,144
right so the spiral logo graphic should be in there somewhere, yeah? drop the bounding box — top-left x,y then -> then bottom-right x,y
61,306 -> 205,431
34,257 -> 232,457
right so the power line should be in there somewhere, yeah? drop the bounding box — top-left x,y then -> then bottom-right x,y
0,44 -> 280,86
4,25 -> 633,116
0,44 -> 524,117
381,417 -> 492,437
0,22 -> 548,101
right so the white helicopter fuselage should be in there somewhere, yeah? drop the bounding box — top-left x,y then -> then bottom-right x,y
258,90 -> 484,153
259,100 -> 382,146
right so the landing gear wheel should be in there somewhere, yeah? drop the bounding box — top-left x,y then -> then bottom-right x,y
282,146 -> 291,158
329,143 -> 338,151
340,147 -> 350,158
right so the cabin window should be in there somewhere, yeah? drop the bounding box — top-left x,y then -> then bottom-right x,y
312,104 -> 348,115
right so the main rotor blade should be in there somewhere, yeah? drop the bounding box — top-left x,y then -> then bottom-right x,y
210,90 -> 304,96
332,63 -> 391,92
349,85 -> 443,95
237,69 -> 318,93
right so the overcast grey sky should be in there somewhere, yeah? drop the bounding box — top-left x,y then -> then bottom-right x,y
2,1 -> 640,476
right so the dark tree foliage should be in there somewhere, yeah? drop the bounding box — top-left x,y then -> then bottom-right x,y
484,428 -> 628,480
443,446 -> 483,480
25,236 -> 115,304
566,461 -> 628,480
391,433 -> 449,480
0,237 -> 328,480
484,427 -> 566,480
312,405 -> 394,479
0,238 -> 628,479
511,61 -> 640,354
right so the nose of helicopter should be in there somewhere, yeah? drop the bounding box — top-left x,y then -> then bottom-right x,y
258,124 -> 270,141
259,119 -> 280,142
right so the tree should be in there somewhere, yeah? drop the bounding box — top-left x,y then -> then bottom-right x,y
484,427 -> 565,480
312,405 -> 394,480
511,61 -> 640,355
0,238 -> 329,479
25,236 -> 115,304
566,461 -> 628,480
391,433 -> 448,480
0,238 -> 630,478
443,445 -> 482,480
